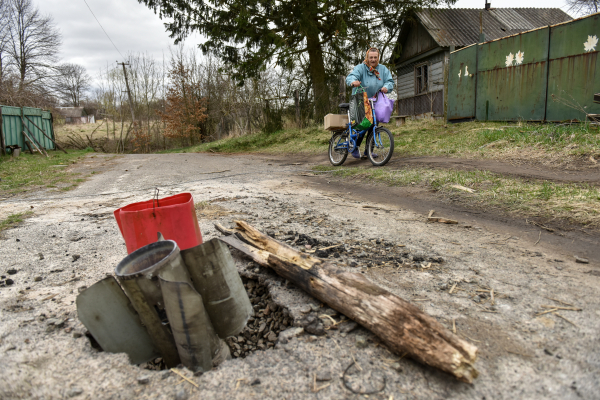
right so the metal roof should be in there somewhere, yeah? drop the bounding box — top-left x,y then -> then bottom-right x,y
415,8 -> 572,47
55,107 -> 87,118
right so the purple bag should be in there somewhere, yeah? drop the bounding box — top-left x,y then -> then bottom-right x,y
371,91 -> 395,123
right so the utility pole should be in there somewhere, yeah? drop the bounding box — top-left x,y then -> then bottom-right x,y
117,61 -> 136,129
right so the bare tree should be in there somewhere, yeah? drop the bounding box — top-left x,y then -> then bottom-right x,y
565,0 -> 599,15
53,63 -> 91,106
6,0 -> 61,90
0,0 -> 10,83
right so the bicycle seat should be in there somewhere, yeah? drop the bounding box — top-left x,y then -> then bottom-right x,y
339,103 -> 350,110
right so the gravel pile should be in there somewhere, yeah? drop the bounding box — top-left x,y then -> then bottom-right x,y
225,277 -> 292,358
270,230 -> 444,270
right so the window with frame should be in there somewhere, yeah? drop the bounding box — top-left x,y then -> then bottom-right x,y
415,63 -> 428,95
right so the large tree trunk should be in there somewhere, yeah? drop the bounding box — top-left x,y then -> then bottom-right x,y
304,3 -> 328,123
217,221 -> 479,383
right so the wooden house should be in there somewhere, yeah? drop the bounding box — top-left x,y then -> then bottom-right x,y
394,5 -> 571,118
55,107 -> 96,124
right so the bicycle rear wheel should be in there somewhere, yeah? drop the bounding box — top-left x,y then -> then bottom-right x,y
366,127 -> 394,166
328,131 -> 348,166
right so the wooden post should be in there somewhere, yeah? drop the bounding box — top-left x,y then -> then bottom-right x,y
217,221 -> 479,383
0,107 -> 5,156
295,90 -> 300,128
118,62 -> 136,133
25,116 -> 67,154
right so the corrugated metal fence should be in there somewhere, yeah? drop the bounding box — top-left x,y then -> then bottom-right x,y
0,105 -> 56,155
447,13 -> 600,122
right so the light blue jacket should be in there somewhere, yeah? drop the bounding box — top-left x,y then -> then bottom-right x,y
346,63 -> 394,98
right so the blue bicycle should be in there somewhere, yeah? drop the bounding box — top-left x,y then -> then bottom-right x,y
328,95 -> 394,167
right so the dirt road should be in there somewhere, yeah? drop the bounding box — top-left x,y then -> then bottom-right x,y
1,153 -> 599,399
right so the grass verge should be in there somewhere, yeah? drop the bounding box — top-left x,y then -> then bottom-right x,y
162,125 -> 331,154
389,119 -> 600,165
0,149 -> 93,196
314,165 -> 600,230
0,211 -> 34,233
164,119 -> 600,167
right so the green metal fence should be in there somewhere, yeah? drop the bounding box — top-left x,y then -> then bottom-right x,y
448,13 -> 600,122
0,105 -> 56,154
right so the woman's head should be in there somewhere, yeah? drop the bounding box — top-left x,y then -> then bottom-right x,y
365,47 -> 380,67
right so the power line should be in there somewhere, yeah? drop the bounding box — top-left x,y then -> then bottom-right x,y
81,0 -> 125,61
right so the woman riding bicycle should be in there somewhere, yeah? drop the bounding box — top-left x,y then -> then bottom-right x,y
346,47 -> 395,159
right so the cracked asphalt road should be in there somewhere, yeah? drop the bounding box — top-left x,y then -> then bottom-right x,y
1,152 -> 599,399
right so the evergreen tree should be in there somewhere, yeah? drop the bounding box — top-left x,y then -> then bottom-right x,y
138,0 -> 452,120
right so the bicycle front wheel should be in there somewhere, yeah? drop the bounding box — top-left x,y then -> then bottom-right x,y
328,131 -> 348,166
366,127 -> 394,166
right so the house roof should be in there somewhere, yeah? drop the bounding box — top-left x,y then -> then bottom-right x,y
55,107 -> 87,118
415,8 -> 572,47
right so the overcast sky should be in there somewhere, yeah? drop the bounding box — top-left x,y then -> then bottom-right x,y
37,0 -> 574,84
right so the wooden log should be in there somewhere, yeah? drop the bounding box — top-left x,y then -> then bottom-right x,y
218,221 -> 479,383
24,115 -> 68,154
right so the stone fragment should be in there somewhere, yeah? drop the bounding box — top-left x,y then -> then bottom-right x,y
278,327 -> 303,344
316,369 -> 332,381
574,256 -> 589,264
34,276 -> 42,282
267,331 -> 277,342
7,269 -> 17,275
66,387 -> 83,397
46,318 -> 64,328
299,305 -> 311,314
174,389 -> 188,400
137,375 -> 151,384
391,362 -> 403,372
355,335 -> 367,348
258,322 -> 267,333
72,255 -> 81,262
340,321 -> 358,333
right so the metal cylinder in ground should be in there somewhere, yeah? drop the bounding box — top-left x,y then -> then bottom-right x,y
159,268 -> 228,372
114,240 -> 187,368
181,238 -> 253,338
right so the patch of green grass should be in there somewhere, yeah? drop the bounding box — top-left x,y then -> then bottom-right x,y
161,118 -> 599,166
314,165 -> 600,229
160,125 -> 331,155
0,211 -> 33,233
0,150 -> 90,196
388,119 -> 600,160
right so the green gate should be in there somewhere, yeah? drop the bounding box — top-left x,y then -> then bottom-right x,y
0,105 -> 56,154
546,14 -> 600,121
447,44 -> 478,120
476,27 -> 550,121
447,13 -> 600,122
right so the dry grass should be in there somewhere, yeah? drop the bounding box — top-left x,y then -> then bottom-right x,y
314,165 -> 600,230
